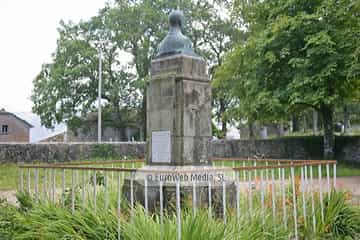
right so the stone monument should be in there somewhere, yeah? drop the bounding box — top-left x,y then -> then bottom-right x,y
123,10 -> 234,214
147,10 -> 212,166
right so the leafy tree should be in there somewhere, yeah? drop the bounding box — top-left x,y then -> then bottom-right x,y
32,0 -> 236,140
209,12 -> 244,138
32,18 -> 140,132
219,0 -> 360,158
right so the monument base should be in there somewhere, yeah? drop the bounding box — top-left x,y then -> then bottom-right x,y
122,166 -> 237,217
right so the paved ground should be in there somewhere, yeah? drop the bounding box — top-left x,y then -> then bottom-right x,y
336,176 -> 360,205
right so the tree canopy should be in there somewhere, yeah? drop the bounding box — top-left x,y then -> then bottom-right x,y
32,0 -> 235,137
31,0 -> 360,157
215,0 -> 360,157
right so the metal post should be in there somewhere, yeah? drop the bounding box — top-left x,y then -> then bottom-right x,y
130,173 -> 134,222
98,45 -> 102,143
117,172 -> 121,240
159,181 -> 164,226
291,167 -> 298,240
192,181 -> 197,216
176,179 -> 181,240
159,180 -> 164,238
94,171 -> 97,211
301,167 -> 307,226
62,169 -> 65,207
43,169 -> 47,200
281,168 -> 287,229
310,166 -> 316,232
208,181 -> 212,218
71,170 -> 75,213
248,170 -> 253,218
260,170 -> 265,226
326,163 -> 330,198
144,177 -> 148,215
105,171 -> 108,210
304,165 -> 308,193
20,168 -> 24,192
333,163 -> 337,189
265,161 -> 269,181
82,170 -> 85,208
254,160 -> 257,179
277,161 -> 281,184
35,168 -> 39,202
271,168 -> 276,221
27,168 -> 31,194
236,172 -> 240,221
121,162 -> 125,180
232,160 -> 236,178
51,169 -> 55,203
318,165 -> 324,223
222,180 -> 226,224
242,161 -> 246,182
111,164 -> 114,186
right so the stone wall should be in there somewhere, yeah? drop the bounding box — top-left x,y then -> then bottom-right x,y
211,137 -> 324,160
0,136 -> 359,163
334,136 -> 360,163
211,136 -> 360,163
0,142 -> 146,163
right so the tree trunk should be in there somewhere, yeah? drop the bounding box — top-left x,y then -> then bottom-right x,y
291,115 -> 299,132
221,120 -> 227,138
219,98 -> 227,138
313,109 -> 318,135
321,104 -> 335,159
343,105 -> 350,133
302,114 -> 307,133
142,91 -> 147,141
248,122 -> 255,140
279,122 -> 284,136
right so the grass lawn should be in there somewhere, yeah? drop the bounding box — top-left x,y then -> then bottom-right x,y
0,160 -> 359,191
0,161 -> 142,191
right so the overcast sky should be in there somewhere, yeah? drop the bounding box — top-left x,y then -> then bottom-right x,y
0,0 -> 107,113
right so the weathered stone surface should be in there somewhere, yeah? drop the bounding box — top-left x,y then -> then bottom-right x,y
147,54 -> 212,166
122,177 -> 236,217
0,142 -> 145,163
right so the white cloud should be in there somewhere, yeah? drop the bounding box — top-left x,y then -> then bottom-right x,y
0,0 -> 107,112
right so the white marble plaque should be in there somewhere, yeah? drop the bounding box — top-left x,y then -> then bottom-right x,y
152,131 -> 171,163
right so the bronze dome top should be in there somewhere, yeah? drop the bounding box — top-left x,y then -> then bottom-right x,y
155,10 -> 198,58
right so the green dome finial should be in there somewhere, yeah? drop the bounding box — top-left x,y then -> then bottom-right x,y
155,10 -> 198,58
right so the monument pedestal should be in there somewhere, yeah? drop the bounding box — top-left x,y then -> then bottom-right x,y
146,55 -> 212,166
122,10 -> 233,216
122,166 -> 237,216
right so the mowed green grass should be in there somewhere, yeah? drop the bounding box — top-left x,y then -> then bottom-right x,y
0,161 -> 359,191
0,161 -> 143,191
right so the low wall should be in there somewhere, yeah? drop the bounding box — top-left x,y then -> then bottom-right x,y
0,142 -> 146,163
211,137 -> 323,160
211,136 -> 360,163
0,136 -> 359,163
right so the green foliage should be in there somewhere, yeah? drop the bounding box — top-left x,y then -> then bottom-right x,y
0,189 -> 358,239
323,192 -> 360,239
217,0 -> 360,158
15,192 -> 33,213
301,191 -> 360,239
0,198 -> 21,240
31,0 -> 237,136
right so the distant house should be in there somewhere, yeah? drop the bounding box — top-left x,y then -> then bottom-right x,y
0,109 -> 33,142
